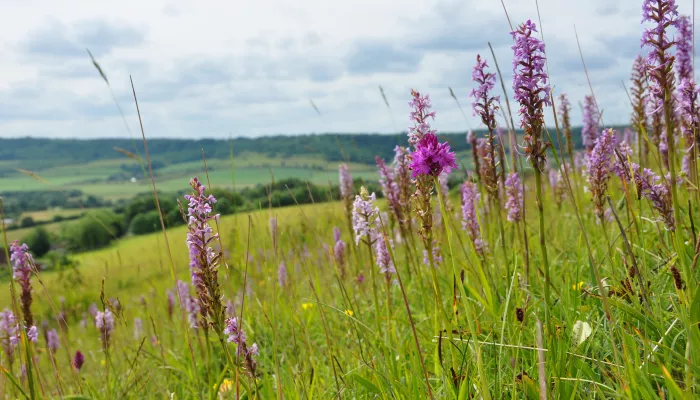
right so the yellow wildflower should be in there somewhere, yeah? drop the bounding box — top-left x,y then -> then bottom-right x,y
572,281 -> 584,291
344,309 -> 354,317
218,378 -> 234,393
301,303 -> 314,311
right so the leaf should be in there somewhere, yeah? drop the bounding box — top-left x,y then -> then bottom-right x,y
571,320 -> 592,347
351,373 -> 381,395
660,364 -> 689,400
0,366 -> 28,399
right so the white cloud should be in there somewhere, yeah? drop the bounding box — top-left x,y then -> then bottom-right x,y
0,0 -> 695,138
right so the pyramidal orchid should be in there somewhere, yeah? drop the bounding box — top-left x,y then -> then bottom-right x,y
376,156 -> 403,223
470,54 -> 499,131
504,172 -> 523,223
177,280 -> 201,329
407,89 -> 437,146
95,309 -> 115,349
223,317 -> 259,377
0,309 -> 20,365
185,176 -> 224,329
631,55 -> 649,163
632,163 -> 675,230
351,188 -> 379,245
511,19 -> 551,171
10,242 -> 35,328
558,93 -> 575,167
461,181 -> 487,257
642,0 -> 680,198
587,129 -> 616,220
392,146 -> 413,222
582,95 -> 600,154
471,54 -> 501,198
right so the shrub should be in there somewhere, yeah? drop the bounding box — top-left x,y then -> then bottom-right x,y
129,210 -> 162,235
62,210 -> 124,251
20,216 -> 36,228
22,227 -> 52,258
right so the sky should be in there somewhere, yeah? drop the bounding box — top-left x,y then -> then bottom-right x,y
0,0 -> 695,139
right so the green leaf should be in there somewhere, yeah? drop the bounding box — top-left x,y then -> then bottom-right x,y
0,366 -> 28,399
351,373 -> 381,395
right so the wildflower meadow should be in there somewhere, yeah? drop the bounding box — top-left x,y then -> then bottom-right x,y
3,0 -> 700,398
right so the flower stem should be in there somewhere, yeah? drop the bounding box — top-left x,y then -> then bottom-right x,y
534,168 -> 552,333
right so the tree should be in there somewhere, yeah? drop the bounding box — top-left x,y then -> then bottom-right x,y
20,216 -> 36,228
129,211 -> 161,235
23,227 -> 51,257
62,210 -> 124,251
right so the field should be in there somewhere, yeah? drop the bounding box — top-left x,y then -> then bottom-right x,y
0,153 -> 379,201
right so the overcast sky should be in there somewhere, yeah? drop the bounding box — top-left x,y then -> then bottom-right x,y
0,0 -> 695,139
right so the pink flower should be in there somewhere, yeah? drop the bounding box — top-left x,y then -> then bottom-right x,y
409,133 -> 458,178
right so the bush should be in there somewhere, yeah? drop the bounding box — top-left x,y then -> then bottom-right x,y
129,210 -> 162,235
22,227 -> 51,257
20,216 -> 36,228
62,210 -> 124,251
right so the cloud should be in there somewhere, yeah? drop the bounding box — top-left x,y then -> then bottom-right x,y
345,40 -> 423,74
0,0 -> 690,139
18,18 -> 145,60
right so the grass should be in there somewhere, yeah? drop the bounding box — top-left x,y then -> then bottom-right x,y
0,152 -> 697,398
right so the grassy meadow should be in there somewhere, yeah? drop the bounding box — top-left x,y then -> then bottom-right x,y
2,1 -> 700,399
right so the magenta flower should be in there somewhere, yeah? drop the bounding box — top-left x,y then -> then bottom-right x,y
558,93 -> 574,159
351,190 -> 379,245
504,173 -> 523,223
73,350 -> 85,371
333,227 -> 346,274
477,137 -> 497,195
166,290 -> 176,320
422,241 -> 443,267
46,329 -> 59,353
548,166 -> 566,207
392,146 -> 412,212
632,163 -> 675,230
461,181 -> 487,256
278,261 -> 288,288
675,15 -> 693,84
676,76 -> 699,177
185,177 -> 219,289
642,0 -> 679,114
333,226 -> 342,243
376,156 -> 402,221
374,232 -> 395,278
587,129 -> 616,220
177,280 -> 200,329
511,19 -> 551,169
95,309 -> 114,348
10,241 -> 35,328
410,133 -> 458,178
0,309 -> 19,364
223,317 -> 259,368
133,318 -> 143,339
408,89 -> 437,146
631,55 -> 649,137
470,54 -> 500,131
269,216 -> 278,248
582,95 -> 600,153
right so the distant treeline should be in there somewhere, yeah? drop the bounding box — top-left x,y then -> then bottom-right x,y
1,190 -> 111,219
0,126 -> 630,175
